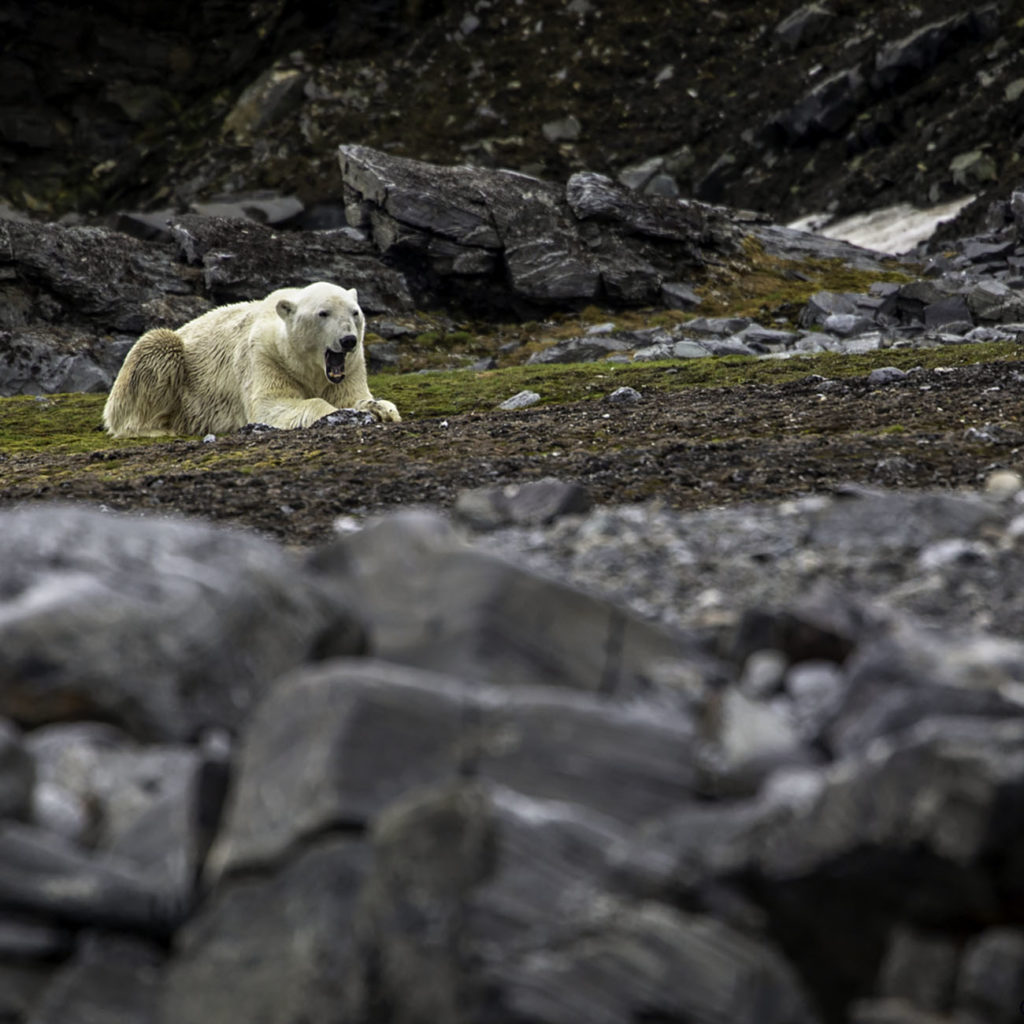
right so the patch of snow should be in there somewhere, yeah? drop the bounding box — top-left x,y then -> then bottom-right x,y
788,195 -> 976,255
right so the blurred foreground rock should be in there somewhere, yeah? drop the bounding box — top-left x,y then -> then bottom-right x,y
2,485 -> 1024,1023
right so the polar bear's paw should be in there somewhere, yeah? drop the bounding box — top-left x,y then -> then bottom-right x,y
356,398 -> 402,423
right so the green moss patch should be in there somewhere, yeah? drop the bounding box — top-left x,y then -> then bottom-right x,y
0,394 -> 152,456
378,339 -> 1022,418
697,237 -> 914,324
1,338 -> 1018,462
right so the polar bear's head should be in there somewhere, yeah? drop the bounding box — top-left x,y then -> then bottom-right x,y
276,281 -> 364,385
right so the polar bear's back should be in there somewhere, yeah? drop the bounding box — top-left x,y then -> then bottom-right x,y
167,298 -> 269,427
176,299 -> 259,351
178,297 -> 277,385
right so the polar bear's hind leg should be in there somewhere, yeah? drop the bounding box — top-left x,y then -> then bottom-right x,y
103,328 -> 188,438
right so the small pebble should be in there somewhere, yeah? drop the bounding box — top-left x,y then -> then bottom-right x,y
867,366 -> 907,384
499,390 -> 541,411
985,468 -> 1023,498
740,648 -> 788,699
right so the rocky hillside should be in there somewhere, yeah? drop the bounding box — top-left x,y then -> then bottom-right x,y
3,1 -> 1022,237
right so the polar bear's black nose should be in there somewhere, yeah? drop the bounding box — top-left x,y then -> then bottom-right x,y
339,335 -> 357,353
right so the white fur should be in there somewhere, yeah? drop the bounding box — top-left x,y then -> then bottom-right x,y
103,281 -> 400,438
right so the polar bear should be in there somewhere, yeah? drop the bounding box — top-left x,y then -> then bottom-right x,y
103,281 -> 400,438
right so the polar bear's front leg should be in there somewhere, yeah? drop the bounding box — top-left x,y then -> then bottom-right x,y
248,396 -> 338,430
354,397 -> 402,423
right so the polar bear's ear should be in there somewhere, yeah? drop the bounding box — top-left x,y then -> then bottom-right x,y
276,299 -> 296,320
347,288 -> 358,304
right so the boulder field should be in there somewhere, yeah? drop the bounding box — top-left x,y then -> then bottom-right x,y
2,482 -> 1024,1023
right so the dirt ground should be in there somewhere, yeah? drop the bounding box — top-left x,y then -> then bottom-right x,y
3,360 -> 1022,547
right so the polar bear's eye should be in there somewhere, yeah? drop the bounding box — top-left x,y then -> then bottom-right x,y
318,310 -> 330,318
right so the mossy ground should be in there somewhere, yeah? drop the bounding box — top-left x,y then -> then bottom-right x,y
5,351 -> 1019,548
377,338 -> 1021,418
3,339 -> 1019,458
2,238 -> 1020,546
697,238 -> 914,323
1,347 -> 1021,548
0,394 -> 142,456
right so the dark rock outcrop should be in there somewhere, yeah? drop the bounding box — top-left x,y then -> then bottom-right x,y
338,144 -> 739,314
769,66 -> 867,145
166,214 -> 414,311
0,203 -> 414,395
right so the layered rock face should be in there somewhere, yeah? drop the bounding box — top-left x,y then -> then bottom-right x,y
3,487 -> 1024,1024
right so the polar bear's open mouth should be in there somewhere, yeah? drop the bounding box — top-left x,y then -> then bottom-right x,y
325,349 -> 347,383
